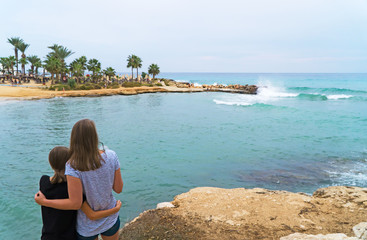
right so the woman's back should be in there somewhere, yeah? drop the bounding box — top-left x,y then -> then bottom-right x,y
65,149 -> 120,237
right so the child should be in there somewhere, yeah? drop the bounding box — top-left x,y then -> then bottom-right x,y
39,146 -> 121,240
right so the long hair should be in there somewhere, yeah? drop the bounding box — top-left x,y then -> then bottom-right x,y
69,119 -> 102,171
49,146 -> 70,184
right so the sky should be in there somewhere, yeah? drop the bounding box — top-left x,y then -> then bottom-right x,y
1,0 -> 366,73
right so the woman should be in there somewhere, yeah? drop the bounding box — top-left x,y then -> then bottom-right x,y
35,119 -> 123,240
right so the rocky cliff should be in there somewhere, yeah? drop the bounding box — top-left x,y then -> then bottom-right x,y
119,186 -> 367,240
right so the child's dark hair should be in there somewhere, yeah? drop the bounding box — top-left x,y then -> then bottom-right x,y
49,146 -> 70,184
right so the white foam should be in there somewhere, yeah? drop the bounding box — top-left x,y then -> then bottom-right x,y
213,80 -> 297,106
0,98 -> 22,105
327,170 -> 367,186
213,99 -> 252,106
327,94 -> 353,100
193,82 -> 202,87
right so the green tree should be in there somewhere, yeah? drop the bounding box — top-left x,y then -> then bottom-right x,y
34,59 -> 42,77
69,62 -> 83,83
133,56 -> 142,81
47,44 -> 74,80
19,57 -> 28,76
126,54 -> 137,80
7,37 -> 24,76
18,41 -> 30,75
103,67 -> 116,79
0,57 -> 11,74
44,56 -> 62,84
148,64 -> 160,80
87,58 -> 101,82
27,55 -> 41,75
75,56 -> 87,76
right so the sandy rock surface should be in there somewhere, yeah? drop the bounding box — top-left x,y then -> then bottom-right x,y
119,186 -> 367,240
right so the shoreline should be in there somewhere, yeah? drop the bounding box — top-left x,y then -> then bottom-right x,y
0,85 -> 205,100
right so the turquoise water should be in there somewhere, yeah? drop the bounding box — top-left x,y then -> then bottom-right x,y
0,73 -> 367,239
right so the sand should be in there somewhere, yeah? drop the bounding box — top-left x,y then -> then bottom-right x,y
0,85 -> 204,100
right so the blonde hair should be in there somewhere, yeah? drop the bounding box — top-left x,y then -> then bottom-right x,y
49,146 -> 70,184
69,119 -> 102,171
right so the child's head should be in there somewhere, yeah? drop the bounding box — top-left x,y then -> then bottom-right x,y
49,146 -> 70,184
69,119 -> 102,171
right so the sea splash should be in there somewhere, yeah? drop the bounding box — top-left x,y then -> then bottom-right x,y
213,80 -> 296,106
214,80 -> 361,106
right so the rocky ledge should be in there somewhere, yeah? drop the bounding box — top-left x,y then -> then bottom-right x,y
118,186 -> 367,240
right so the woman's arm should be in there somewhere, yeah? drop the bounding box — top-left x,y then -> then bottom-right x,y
113,168 -> 123,193
34,175 -> 83,210
81,200 -> 122,221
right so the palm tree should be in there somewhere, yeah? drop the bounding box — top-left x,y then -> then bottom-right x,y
133,56 -> 142,82
103,67 -> 116,80
47,44 -> 74,80
19,57 -> 28,77
0,57 -> 10,75
148,64 -> 160,80
27,55 -> 41,75
126,54 -> 137,80
18,42 -> 30,75
44,56 -> 62,84
70,56 -> 87,80
34,59 -> 42,77
69,61 -> 83,83
87,58 -> 101,82
76,56 -> 87,76
7,56 -> 17,76
7,37 -> 24,76
141,72 -> 147,81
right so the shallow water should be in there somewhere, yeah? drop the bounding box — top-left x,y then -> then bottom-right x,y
0,73 -> 367,239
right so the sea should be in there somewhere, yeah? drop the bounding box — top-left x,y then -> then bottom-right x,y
0,73 -> 366,239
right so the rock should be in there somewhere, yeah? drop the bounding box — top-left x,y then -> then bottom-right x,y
280,233 -> 358,240
156,202 -> 175,209
353,222 -> 367,239
119,186 -> 367,240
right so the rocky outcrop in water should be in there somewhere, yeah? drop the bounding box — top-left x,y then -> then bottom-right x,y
118,186 -> 367,240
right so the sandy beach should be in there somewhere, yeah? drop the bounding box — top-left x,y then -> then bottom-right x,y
0,85 -> 204,100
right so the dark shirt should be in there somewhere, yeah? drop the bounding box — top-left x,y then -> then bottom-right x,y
39,175 -> 77,240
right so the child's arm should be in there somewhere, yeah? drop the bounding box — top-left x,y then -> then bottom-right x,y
81,200 -> 122,221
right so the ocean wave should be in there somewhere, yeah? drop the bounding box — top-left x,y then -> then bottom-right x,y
325,157 -> 367,186
288,87 -> 367,95
327,169 -> 367,186
297,93 -> 328,101
327,94 -> 353,100
213,99 -> 253,106
296,93 -> 355,101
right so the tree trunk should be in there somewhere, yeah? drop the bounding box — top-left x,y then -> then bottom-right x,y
15,49 -> 18,76
131,67 -> 134,81
137,68 -> 139,82
22,54 -> 26,75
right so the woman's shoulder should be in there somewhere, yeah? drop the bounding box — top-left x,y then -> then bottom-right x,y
102,149 -> 118,160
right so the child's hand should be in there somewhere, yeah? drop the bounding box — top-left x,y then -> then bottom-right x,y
34,191 -> 46,205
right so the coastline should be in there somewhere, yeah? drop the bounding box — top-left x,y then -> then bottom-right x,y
0,85 -> 204,100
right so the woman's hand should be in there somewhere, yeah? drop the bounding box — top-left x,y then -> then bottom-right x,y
34,191 -> 46,206
113,200 -> 122,213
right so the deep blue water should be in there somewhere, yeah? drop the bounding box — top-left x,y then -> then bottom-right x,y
0,73 -> 366,239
